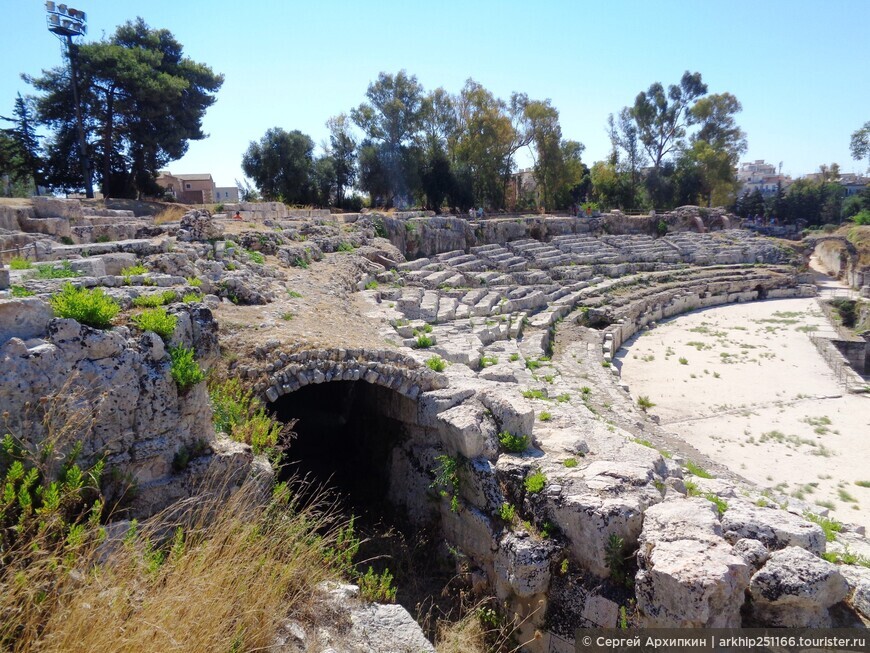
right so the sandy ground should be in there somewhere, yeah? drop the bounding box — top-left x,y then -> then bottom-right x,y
617,296 -> 870,531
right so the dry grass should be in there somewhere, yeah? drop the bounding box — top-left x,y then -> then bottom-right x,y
436,612 -> 488,653
0,475 -> 355,653
0,392 -> 355,653
153,204 -> 188,225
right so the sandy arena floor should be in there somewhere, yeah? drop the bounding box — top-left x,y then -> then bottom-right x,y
617,297 -> 870,531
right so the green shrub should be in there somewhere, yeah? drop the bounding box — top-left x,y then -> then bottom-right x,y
705,493 -> 728,515
509,353 -> 520,362
538,411 -> 552,422
287,290 -> 302,298
246,249 -> 265,264
209,377 -> 282,454
851,209 -> 870,226
525,359 -> 541,370
35,260 -> 79,279
413,334 -> 433,348
425,356 -> 446,372
357,566 -> 397,603
498,431 -> 530,453
430,454 -> 459,513
480,355 -> 498,367
337,242 -> 355,253
183,292 -> 201,303
9,257 -> 32,270
59,236 -> 74,245
364,280 -> 379,290
804,512 -> 843,542
563,458 -> 579,468
604,533 -> 629,584
524,470 -> 546,494
95,235 -> 111,243
169,345 -> 205,391
120,264 -> 148,284
131,308 -> 178,340
187,276 -> 203,287
49,283 -> 120,329
132,290 -> 177,308
678,357 -> 688,365
498,502 -> 516,523
637,395 -> 656,410
11,285 -> 34,297
556,393 -> 570,403
522,389 -> 546,400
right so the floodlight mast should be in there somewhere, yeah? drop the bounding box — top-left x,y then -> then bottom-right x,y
45,1 -> 93,198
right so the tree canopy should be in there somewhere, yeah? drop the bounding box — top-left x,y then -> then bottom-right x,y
25,18 -> 223,198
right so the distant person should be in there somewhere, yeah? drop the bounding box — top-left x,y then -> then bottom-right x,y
477,206 -> 484,218
468,208 -> 475,219
233,210 -> 242,221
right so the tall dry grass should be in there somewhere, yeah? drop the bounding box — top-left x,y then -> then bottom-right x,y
0,385 -> 356,652
153,205 -> 188,225
0,475 -> 355,653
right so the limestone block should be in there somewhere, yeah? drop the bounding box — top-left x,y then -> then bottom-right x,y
0,268 -> 8,290
841,565 -> 870,621
98,252 -> 138,276
458,456 -> 503,514
68,258 -> 107,277
635,499 -> 751,628
478,387 -> 534,439
549,491 -> 646,577
435,401 -> 498,459
749,546 -> 849,627
440,504 -> 497,563
0,297 -> 54,344
494,532 -> 554,598
32,196 -> 83,220
731,538 -> 770,571
721,501 -> 825,554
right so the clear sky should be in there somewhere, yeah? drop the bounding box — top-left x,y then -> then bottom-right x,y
3,0 -> 869,189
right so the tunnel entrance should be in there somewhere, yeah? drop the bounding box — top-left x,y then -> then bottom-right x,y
266,379 -> 462,630
267,380 -> 411,512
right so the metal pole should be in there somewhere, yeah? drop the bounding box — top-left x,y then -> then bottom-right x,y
66,34 -> 93,199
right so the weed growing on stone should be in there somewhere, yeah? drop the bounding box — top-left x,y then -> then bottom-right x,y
413,334 -> 433,349
426,356 -> 447,372
431,455 -> 460,512
604,533 -> 630,586
49,283 -> 120,329
509,353 -> 520,362
169,345 -> 205,391
524,470 -> 546,494
498,431 -> 529,453
133,290 -> 177,308
521,389 -> 546,400
246,249 -> 265,264
538,411 -> 552,422
35,260 -> 79,279
555,393 -> 570,403
498,503 -> 516,523
856,481 -> 870,488
601,360 -> 611,368
563,458 -> 578,468
183,293 -> 200,303
287,290 -> 302,298
525,359 -> 541,370
678,357 -> 688,365
804,512 -> 843,542
358,566 -> 397,603
132,308 -> 178,340
685,461 -> 713,479
120,263 -> 148,283
364,280 -> 379,290
9,256 -> 32,270
281,312 -> 294,321
11,285 -> 34,297
480,355 -> 498,368
187,276 -> 202,287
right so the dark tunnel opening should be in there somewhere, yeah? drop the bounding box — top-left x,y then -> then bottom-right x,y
267,380 -> 407,512
266,380 -> 459,626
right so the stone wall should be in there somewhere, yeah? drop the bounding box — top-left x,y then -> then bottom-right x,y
0,299 -> 256,516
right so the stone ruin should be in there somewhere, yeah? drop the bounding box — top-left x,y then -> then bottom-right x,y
0,197 -> 867,650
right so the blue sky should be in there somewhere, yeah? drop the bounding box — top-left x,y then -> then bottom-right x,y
3,0 -> 869,189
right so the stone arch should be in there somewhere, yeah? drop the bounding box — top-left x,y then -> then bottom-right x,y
259,347 -> 447,405
805,235 -> 859,260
